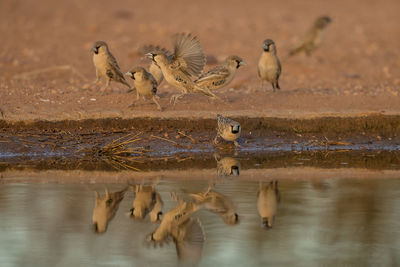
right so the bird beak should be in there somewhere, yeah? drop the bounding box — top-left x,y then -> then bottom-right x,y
262,44 -> 269,51
90,46 -> 98,54
125,71 -> 134,79
145,53 -> 154,60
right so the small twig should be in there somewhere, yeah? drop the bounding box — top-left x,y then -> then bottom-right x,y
178,131 -> 198,144
150,134 -> 182,146
12,65 -> 87,81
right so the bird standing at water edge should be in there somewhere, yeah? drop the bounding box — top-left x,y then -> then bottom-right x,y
214,114 -> 241,147
258,39 -> 281,92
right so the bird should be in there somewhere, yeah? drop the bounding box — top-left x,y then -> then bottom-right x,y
215,156 -> 241,177
125,67 -> 163,111
257,181 -> 280,229
258,39 -> 282,92
129,184 -> 163,222
92,187 -> 127,233
189,187 -> 239,225
90,41 -> 132,93
288,16 -> 332,57
194,55 -> 246,90
146,200 -> 202,243
145,33 -> 217,105
214,114 -> 241,147
141,44 -> 173,86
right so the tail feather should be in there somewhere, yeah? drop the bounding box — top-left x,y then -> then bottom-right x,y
194,85 -> 217,98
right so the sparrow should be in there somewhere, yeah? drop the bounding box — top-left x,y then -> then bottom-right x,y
145,33 -> 217,104
257,39 -> 281,92
214,114 -> 241,147
92,187 -> 127,233
91,41 -> 132,92
146,200 -> 202,242
189,187 -> 239,225
141,44 -> 173,86
216,156 -> 241,177
257,181 -> 280,229
125,67 -> 163,111
195,55 -> 246,90
288,16 -> 332,57
129,184 -> 163,222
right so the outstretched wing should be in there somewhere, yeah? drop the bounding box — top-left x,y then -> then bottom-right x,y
171,33 -> 206,78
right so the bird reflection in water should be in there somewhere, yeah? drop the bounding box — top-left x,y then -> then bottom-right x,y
145,194 -> 205,265
257,181 -> 280,229
129,182 -> 163,223
92,187 -> 127,233
189,186 -> 239,225
215,153 -> 241,177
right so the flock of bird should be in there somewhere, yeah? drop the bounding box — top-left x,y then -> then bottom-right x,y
91,16 -> 331,147
90,16 -> 332,111
92,179 -> 280,262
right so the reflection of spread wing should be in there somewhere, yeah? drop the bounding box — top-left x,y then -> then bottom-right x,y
171,33 -> 206,78
195,66 -> 230,83
175,218 -> 205,263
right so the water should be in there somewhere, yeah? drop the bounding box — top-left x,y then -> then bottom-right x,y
0,172 -> 399,267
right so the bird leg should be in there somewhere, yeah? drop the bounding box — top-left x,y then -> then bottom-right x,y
152,96 -> 163,111
234,140 -> 240,148
101,78 -> 111,95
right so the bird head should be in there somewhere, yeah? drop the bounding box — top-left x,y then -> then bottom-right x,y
91,41 -> 108,55
315,16 -> 332,28
226,55 -> 246,69
125,67 -> 145,81
145,52 -> 169,67
231,124 -> 240,134
231,165 -> 240,176
262,39 -> 276,52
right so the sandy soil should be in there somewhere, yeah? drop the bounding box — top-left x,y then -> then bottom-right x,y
0,0 -> 399,122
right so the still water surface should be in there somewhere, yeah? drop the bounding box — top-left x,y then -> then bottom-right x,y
0,175 -> 399,267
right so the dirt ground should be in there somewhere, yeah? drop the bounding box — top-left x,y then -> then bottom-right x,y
1,0 -> 399,122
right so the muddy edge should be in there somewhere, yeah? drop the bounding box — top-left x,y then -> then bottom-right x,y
1,114 -> 400,136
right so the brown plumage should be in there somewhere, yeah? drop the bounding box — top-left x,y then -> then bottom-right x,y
141,44 -> 173,86
125,67 -> 162,111
195,55 -> 246,90
258,39 -> 281,92
189,187 -> 239,225
214,114 -> 241,147
288,16 -> 332,57
145,33 -> 217,105
257,181 -> 280,229
92,187 -> 127,233
91,41 -> 132,92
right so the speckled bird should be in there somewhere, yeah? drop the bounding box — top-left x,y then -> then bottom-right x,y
214,114 -> 241,147
195,55 -> 246,90
145,33 -> 217,104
